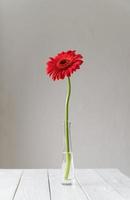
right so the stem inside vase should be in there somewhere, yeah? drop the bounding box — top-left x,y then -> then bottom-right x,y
64,77 -> 71,180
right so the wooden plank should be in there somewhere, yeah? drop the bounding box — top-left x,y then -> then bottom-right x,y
96,169 -> 130,200
0,169 -> 22,200
48,169 -> 88,200
76,169 -> 125,200
14,169 -> 50,200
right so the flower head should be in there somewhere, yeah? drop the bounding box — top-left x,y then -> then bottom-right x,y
46,50 -> 83,80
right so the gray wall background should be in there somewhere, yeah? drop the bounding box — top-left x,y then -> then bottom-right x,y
0,0 -> 130,176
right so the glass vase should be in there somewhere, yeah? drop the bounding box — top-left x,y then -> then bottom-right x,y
62,122 -> 75,185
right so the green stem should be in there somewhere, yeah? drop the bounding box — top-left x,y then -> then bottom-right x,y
64,77 -> 71,180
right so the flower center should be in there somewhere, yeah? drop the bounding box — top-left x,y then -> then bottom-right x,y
58,59 -> 70,69
59,59 -> 67,64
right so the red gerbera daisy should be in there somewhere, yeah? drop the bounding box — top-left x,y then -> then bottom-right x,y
46,50 -> 83,80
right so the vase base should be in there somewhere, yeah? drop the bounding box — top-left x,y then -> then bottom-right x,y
62,178 -> 75,185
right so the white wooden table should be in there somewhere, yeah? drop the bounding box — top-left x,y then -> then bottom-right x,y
0,169 -> 130,200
